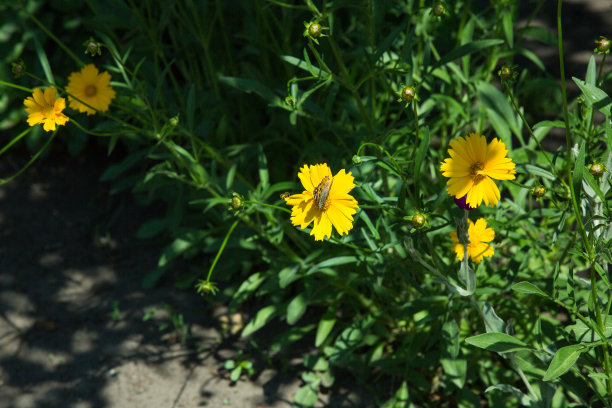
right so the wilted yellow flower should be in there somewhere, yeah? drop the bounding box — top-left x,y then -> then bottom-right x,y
450,218 -> 494,264
66,64 -> 116,115
285,163 -> 359,241
440,133 -> 516,208
23,88 -> 69,132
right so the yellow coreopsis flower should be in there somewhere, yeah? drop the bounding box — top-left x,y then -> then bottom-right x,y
440,133 -> 516,208
285,163 -> 359,241
66,64 -> 116,115
23,88 -> 69,132
450,218 -> 495,264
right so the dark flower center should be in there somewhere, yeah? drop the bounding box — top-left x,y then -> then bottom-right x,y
85,84 -> 97,97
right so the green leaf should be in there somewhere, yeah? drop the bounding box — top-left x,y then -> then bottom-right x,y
229,272 -> 267,312
100,150 -> 147,181
315,307 -> 336,347
533,120 -> 565,130
586,56 -> 597,86
502,11 -> 514,49
434,39 -> 504,69
293,384 -> 319,407
566,319 -> 612,342
287,293 -> 308,325
573,77 -> 612,116
413,127 -> 430,205
218,75 -> 280,104
141,266 -> 167,289
521,164 -> 556,180
572,141 -> 585,203
477,81 -> 521,147
465,332 -> 532,353
136,218 -> 168,239
511,282 -> 550,298
485,384 -> 535,406
241,305 -> 278,337
542,344 -> 585,381
381,381 -> 410,408
230,366 -> 242,382
185,85 -> 195,131
257,144 -> 269,189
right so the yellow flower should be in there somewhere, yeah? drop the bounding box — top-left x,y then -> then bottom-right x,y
285,163 -> 359,241
440,133 -> 516,208
23,88 -> 69,132
450,218 -> 495,264
66,64 -> 116,115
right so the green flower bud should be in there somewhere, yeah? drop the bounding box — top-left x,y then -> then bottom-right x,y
83,37 -> 102,56
595,37 -> 610,54
230,195 -> 243,210
411,213 -> 426,228
308,22 -> 322,38
400,86 -> 416,102
433,4 -> 445,16
169,114 -> 179,127
498,65 -> 518,82
11,60 -> 25,78
352,155 -> 363,166
532,185 -> 546,198
589,163 -> 605,178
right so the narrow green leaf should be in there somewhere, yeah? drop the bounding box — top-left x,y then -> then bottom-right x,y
542,344 -> 584,381
229,367 -> 242,382
434,39 -> 504,69
465,332 -> 532,353
287,293 -> 308,325
186,85 -> 195,131
218,75 -> 281,104
521,164 -> 556,180
511,282 -> 550,298
257,144 -> 269,189
533,120 -> 565,129
573,77 -> 612,116
586,56 -> 597,86
136,218 -> 168,239
315,307 -> 337,347
502,11 -> 514,49
572,141 -> 585,203
413,127 -> 430,205
241,305 -> 278,337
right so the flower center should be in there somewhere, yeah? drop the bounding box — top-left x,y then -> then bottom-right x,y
84,84 -> 97,97
470,162 -> 485,183
313,175 -> 333,210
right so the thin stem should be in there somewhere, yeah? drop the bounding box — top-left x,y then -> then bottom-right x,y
205,219 -> 239,282
243,200 -> 292,213
597,53 -> 607,87
25,11 -> 83,66
0,131 -> 57,186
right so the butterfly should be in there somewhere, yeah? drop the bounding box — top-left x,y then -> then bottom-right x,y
313,175 -> 333,209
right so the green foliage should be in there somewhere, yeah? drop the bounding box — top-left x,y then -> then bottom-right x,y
3,0 -> 612,406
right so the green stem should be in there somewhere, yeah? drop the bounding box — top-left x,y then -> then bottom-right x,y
0,131 -> 57,186
591,266 -> 612,401
0,80 -> 33,93
504,82 -> 563,181
205,219 -> 239,282
243,200 -> 292,213
24,11 -> 83,66
327,37 -> 374,131
597,53 -> 607,87
0,128 -> 31,157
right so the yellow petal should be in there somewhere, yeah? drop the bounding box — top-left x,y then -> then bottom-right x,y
311,211 -> 332,240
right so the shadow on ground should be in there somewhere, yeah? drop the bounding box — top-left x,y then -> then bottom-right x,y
0,143 -> 374,408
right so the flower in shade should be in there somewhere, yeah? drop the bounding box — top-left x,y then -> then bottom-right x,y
450,218 -> 494,264
285,163 -> 359,241
23,87 -> 69,132
65,64 -> 116,115
440,133 -> 516,208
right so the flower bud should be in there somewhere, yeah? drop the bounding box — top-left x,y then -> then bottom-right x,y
11,60 -> 25,78
308,22 -> 322,38
195,279 -> 218,295
230,193 -> 244,211
498,65 -> 517,82
595,37 -> 610,54
589,163 -> 605,178
169,114 -> 179,127
352,155 -> 363,166
532,185 -> 546,198
400,86 -> 416,102
83,37 -> 102,56
432,3 -> 445,16
411,213 -> 426,228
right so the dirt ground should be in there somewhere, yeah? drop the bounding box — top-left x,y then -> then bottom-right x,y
1,1 -> 612,407
0,142 -> 375,408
